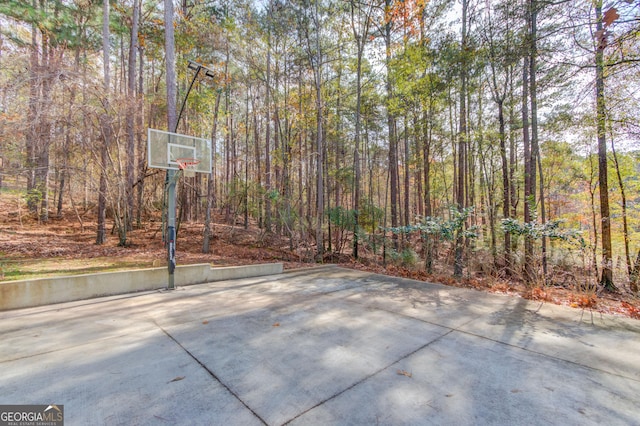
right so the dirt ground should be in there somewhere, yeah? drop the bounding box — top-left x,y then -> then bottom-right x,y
1,200 -> 638,320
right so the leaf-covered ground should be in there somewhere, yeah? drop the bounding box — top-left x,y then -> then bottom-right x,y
0,201 -> 638,320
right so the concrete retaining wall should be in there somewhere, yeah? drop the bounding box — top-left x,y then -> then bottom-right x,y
0,263 -> 283,311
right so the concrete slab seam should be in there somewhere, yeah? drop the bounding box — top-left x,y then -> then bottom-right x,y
313,282 -> 370,297
154,321 -> 269,426
369,296 -> 640,384
339,283 -> 640,384
452,326 -> 640,384
281,329 -> 456,425
343,295 -> 474,331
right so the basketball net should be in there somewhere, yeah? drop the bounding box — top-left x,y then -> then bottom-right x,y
176,158 -> 200,178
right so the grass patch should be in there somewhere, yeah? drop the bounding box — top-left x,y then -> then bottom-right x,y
0,258 -> 156,282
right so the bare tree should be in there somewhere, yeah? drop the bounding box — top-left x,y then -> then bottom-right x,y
203,92 -> 222,253
96,0 -> 111,244
349,0 -> 376,259
594,0 -> 615,291
454,0 -> 470,277
482,0 -> 515,275
385,0 -> 399,251
125,0 -> 140,235
296,0 -> 327,260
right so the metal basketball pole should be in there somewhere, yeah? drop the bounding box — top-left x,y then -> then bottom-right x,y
166,169 -> 177,289
166,60 -> 214,290
166,63 -> 200,289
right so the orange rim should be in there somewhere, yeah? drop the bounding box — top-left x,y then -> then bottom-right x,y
175,158 -> 200,170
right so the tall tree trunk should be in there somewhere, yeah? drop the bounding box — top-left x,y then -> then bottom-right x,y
307,0 -> 324,260
610,137 -> 632,285
594,0 -> 615,291
136,45 -> 145,228
37,12 -> 52,223
334,49 -> 344,251
522,54 -> 533,281
165,0 -> 177,133
351,3 -> 364,257
283,81 -> 293,245
26,0 -> 51,221
245,89 -> 252,231
203,93 -> 222,253
253,94 -> 263,229
529,0 -> 546,281
537,141 -> 547,276
454,0 -> 469,277
265,9 -> 272,232
97,0 -> 111,245
588,154 -> 600,282
385,0 -> 399,250
274,84 -> 283,236
422,109 -> 432,218
58,57 -> 79,218
314,56 -> 324,260
497,97 -> 511,270
494,94 -> 510,275
125,0 -> 140,237
466,90 -> 474,218
403,116 -> 410,229
508,77 -> 517,223
224,44 -> 232,223
476,93 -> 488,248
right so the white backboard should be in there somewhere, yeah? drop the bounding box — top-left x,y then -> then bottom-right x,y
147,128 -> 212,173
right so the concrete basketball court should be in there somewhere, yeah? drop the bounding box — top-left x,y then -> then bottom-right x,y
1,265 -> 639,425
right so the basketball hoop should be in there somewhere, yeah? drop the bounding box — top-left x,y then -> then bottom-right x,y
176,158 -> 200,178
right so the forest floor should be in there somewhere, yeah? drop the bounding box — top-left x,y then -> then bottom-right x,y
0,193 -> 639,320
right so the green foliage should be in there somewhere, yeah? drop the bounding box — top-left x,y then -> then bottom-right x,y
500,218 -> 585,248
358,198 -> 384,234
388,248 -> 419,267
243,180 -> 266,219
388,206 -> 478,241
328,206 -> 355,230
401,248 -> 418,267
24,189 -> 42,210
276,199 -> 299,233
358,231 -> 385,255
0,0 -> 102,50
388,42 -> 448,117
329,167 -> 354,189
267,189 -> 280,202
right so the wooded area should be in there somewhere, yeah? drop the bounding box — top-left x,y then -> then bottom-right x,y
0,0 -> 638,293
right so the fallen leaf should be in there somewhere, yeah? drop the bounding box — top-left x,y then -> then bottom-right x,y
621,302 -> 640,319
603,8 -> 619,28
397,369 -> 412,378
168,376 -> 185,383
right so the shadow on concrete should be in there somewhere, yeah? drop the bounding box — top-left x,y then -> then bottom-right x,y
1,266 -> 639,425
